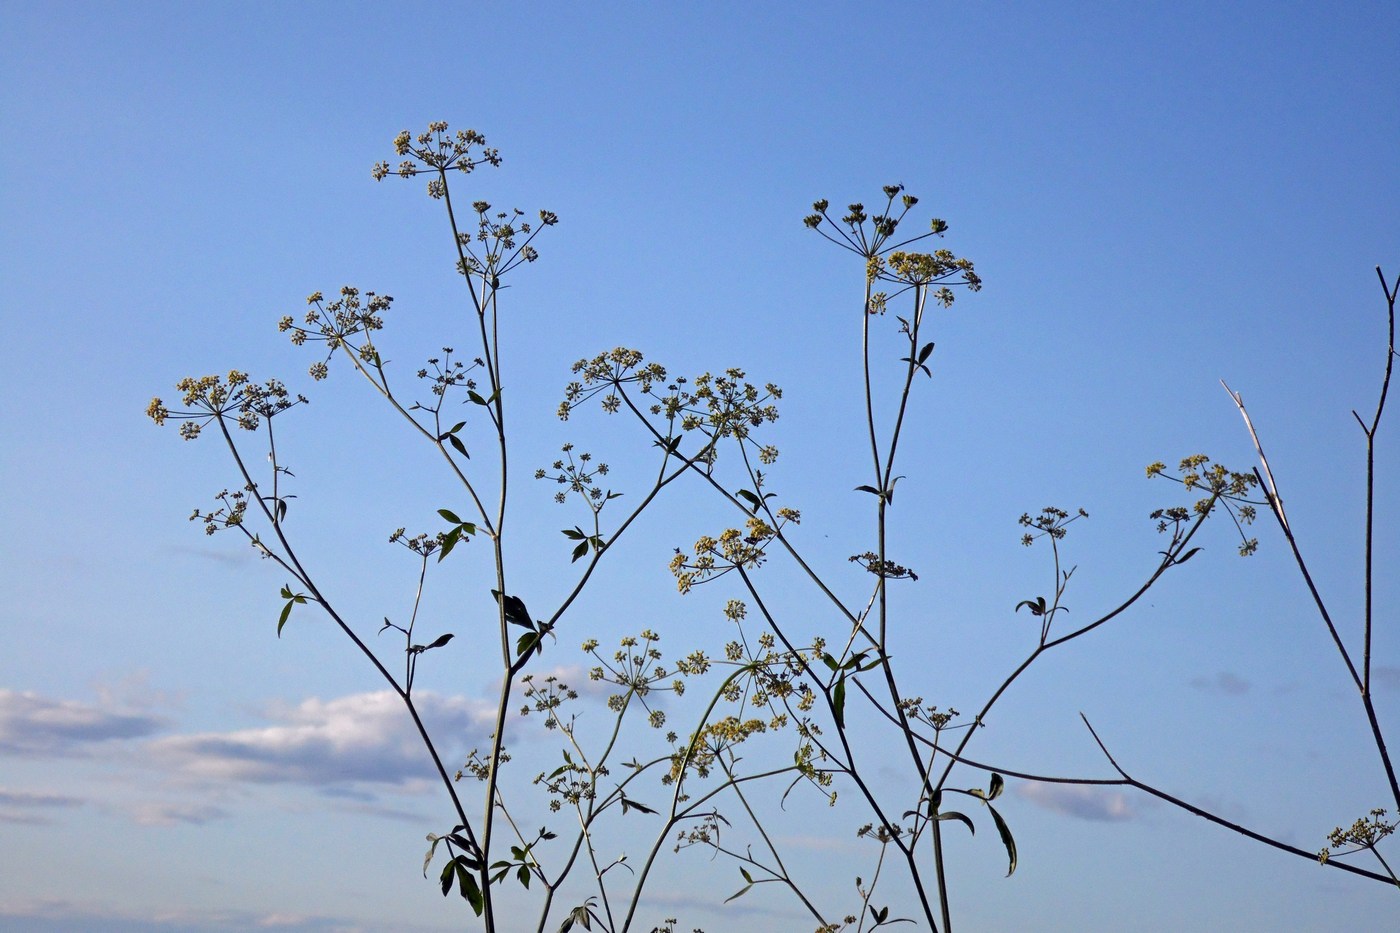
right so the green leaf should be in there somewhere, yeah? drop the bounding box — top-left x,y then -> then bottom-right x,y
987,802 -> 1018,876
493,591 -> 532,628
280,585 -> 294,599
562,527 -> 586,540
842,650 -> 869,671
619,795 -> 658,815
438,508 -> 463,524
854,484 -> 881,496
820,652 -> 839,672
468,390 -> 488,406
438,527 -> 462,562
936,810 -> 975,835
456,860 -> 484,914
439,859 -> 455,897
447,434 -> 470,458
559,903 -> 594,932
516,632 -> 541,659
449,840 -> 479,867
422,833 -> 443,876
424,633 -> 454,650
918,341 -> 935,364
833,673 -> 847,729
1175,547 -> 1203,564
724,883 -> 753,903
736,489 -> 761,511
446,421 -> 466,435
572,540 -> 589,562
988,772 -> 1005,801
277,600 -> 293,637
856,652 -> 885,673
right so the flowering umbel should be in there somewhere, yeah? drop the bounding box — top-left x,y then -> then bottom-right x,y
147,371 -> 306,440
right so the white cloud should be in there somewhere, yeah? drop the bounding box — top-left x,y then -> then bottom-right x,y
0,688 -> 167,757
1016,781 -> 1138,822
146,690 -> 496,792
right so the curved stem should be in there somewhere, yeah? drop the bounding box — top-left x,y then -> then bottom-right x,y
214,418 -> 476,851
1079,716 -> 1395,886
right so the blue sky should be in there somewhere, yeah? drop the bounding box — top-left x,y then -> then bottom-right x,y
2,2 -> 1397,931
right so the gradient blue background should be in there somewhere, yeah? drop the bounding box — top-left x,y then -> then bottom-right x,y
2,2 -> 1397,930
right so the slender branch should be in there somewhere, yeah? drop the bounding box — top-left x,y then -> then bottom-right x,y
718,757 -> 831,927
214,417 -> 477,856
613,385 -> 869,635
1222,383 -> 1361,690
735,567 -> 942,932
1080,716 -> 1394,885
1360,266 -> 1396,697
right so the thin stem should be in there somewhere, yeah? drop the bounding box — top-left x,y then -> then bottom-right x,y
719,758 -> 830,927
735,568 -> 942,932
214,418 -> 477,856
1361,267 -> 1396,696
613,385 -> 869,634
1080,716 -> 1394,885
1370,846 -> 1400,888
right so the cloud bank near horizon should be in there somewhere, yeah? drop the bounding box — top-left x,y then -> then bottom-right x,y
145,689 -> 497,791
0,688 -> 168,757
1016,781 -> 1138,822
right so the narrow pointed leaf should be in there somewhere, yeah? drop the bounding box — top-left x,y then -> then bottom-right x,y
438,528 -> 461,562
423,833 -> 442,876
619,796 -> 658,815
457,862 -> 484,914
987,802 -> 1018,876
439,860 -> 454,897
724,883 -> 753,903
936,810 -> 975,835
